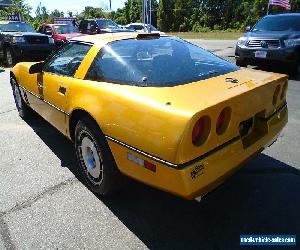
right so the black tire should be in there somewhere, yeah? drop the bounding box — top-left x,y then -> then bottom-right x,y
74,117 -> 121,195
236,59 -> 247,67
5,47 -> 16,67
288,62 -> 300,76
10,76 -> 33,119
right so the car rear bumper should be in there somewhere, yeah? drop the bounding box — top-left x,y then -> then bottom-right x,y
12,44 -> 55,60
107,104 -> 288,199
235,45 -> 300,65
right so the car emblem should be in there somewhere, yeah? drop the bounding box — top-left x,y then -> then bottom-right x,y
260,40 -> 268,48
225,78 -> 239,84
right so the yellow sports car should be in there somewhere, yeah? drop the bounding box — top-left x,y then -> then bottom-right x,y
10,33 -> 288,200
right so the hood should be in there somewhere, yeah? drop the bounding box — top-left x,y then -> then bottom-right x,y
3,31 -> 47,37
54,33 -> 83,40
244,30 -> 300,40
100,28 -> 135,33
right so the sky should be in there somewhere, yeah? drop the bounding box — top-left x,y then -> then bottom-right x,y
25,0 -> 126,16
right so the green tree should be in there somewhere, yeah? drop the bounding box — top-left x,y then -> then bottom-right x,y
157,0 -> 175,31
0,0 -> 32,22
31,3 -> 49,29
79,6 -> 106,19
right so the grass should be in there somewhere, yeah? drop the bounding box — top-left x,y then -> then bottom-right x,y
166,31 -> 243,40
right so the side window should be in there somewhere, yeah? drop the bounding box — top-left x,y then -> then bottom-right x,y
79,21 -> 87,32
90,21 -> 98,33
87,21 -> 91,30
43,43 -> 91,77
44,26 -> 53,36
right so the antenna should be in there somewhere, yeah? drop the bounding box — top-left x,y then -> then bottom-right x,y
142,0 -> 152,33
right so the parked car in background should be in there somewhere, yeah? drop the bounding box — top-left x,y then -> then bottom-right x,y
235,13 -> 300,74
38,23 -> 82,47
0,21 -> 55,66
10,33 -> 288,200
125,23 -> 161,33
79,19 -> 134,34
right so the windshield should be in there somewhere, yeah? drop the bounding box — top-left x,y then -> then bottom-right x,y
253,15 -> 300,32
0,22 -> 36,32
85,37 -> 239,87
54,25 -> 79,34
130,24 -> 158,31
96,19 -> 119,29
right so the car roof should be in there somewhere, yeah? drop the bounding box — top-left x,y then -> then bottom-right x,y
83,18 -> 111,21
46,23 -> 70,26
71,32 -> 166,46
264,13 -> 300,18
128,23 -> 144,25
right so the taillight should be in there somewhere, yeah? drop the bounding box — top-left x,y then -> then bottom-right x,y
192,116 -> 211,146
216,107 -> 231,135
273,85 -> 281,105
280,81 -> 288,100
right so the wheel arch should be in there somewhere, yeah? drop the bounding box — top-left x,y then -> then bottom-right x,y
69,108 -> 104,142
2,42 -> 10,50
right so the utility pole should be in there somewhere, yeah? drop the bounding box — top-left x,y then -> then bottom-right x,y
142,0 -> 152,32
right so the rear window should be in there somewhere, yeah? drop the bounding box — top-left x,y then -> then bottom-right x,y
85,37 -> 239,87
54,25 -> 79,34
253,15 -> 300,32
96,19 -> 119,29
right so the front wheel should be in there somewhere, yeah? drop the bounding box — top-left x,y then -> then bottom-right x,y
5,47 -> 16,67
288,61 -> 300,76
10,77 -> 33,119
74,118 -> 121,195
236,59 -> 247,67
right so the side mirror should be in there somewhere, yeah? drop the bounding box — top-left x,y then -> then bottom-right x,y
29,62 -> 44,74
246,26 -> 251,32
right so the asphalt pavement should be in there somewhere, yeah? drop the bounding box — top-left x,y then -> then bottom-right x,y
0,41 -> 299,250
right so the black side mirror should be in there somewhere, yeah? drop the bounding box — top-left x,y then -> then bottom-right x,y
246,26 -> 251,32
29,62 -> 44,74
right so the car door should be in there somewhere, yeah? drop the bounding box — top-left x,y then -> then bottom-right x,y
37,43 -> 92,135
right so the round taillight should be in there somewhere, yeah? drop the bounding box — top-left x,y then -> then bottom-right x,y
216,107 -> 231,135
280,82 -> 288,100
192,116 -> 211,146
273,85 -> 281,105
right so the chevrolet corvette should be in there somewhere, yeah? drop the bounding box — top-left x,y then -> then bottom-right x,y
10,33 -> 288,200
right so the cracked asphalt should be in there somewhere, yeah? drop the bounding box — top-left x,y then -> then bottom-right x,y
0,40 -> 300,250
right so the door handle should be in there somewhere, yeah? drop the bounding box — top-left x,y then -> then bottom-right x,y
58,86 -> 67,95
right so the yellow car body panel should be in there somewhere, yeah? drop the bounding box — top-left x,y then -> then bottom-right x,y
11,33 -> 288,199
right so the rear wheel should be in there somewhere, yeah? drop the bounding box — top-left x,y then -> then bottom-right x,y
5,47 -> 16,67
10,76 -> 33,119
74,117 -> 121,195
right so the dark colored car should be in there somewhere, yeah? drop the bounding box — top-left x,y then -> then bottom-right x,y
79,19 -> 134,34
38,23 -> 83,47
235,13 -> 300,74
0,21 -> 55,66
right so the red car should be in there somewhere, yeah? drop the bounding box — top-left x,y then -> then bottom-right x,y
38,24 -> 83,47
